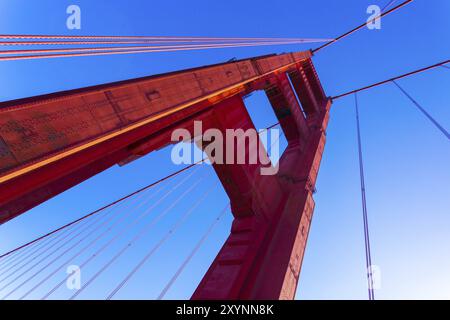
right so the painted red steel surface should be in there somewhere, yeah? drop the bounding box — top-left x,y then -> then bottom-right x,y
0,51 -> 310,224
192,59 -> 331,300
0,50 -> 330,300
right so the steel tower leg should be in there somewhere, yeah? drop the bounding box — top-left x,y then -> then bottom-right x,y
192,66 -> 331,300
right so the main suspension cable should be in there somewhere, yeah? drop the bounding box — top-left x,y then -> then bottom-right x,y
0,34 -> 328,41
0,38 -> 331,46
0,40 -> 319,62
0,41 -> 322,54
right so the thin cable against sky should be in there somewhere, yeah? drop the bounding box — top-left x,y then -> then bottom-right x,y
332,59 -> 450,100
0,39 -> 329,61
312,0 -> 414,53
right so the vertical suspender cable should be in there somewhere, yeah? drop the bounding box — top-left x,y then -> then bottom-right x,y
355,93 -> 375,300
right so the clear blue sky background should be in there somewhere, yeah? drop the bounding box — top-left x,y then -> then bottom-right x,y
0,0 -> 449,300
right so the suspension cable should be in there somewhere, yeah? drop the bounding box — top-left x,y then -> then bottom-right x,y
1,188 -> 153,300
156,129 -> 284,300
382,0 -> 398,12
392,81 -> 450,140
0,204 -> 113,293
332,59 -> 450,100
0,41 -> 321,55
18,185 -> 161,300
0,124 -> 281,298
0,161 -> 202,261
0,40 -> 318,62
157,203 -> 230,300
0,204 -> 113,282
0,122 -> 280,261
0,195 -> 131,278
0,38 -> 331,47
41,167 -> 198,300
0,244 -> 28,267
0,35 -> 328,41
13,187 -> 158,300
0,236 -> 51,271
106,181 -> 216,299
312,0 -> 414,54
354,93 -> 375,300
0,217 -> 91,278
69,172 -> 205,300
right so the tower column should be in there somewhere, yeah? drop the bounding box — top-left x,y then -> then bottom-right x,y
193,66 -> 331,299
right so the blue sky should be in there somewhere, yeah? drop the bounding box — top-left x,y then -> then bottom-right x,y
0,0 -> 449,300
